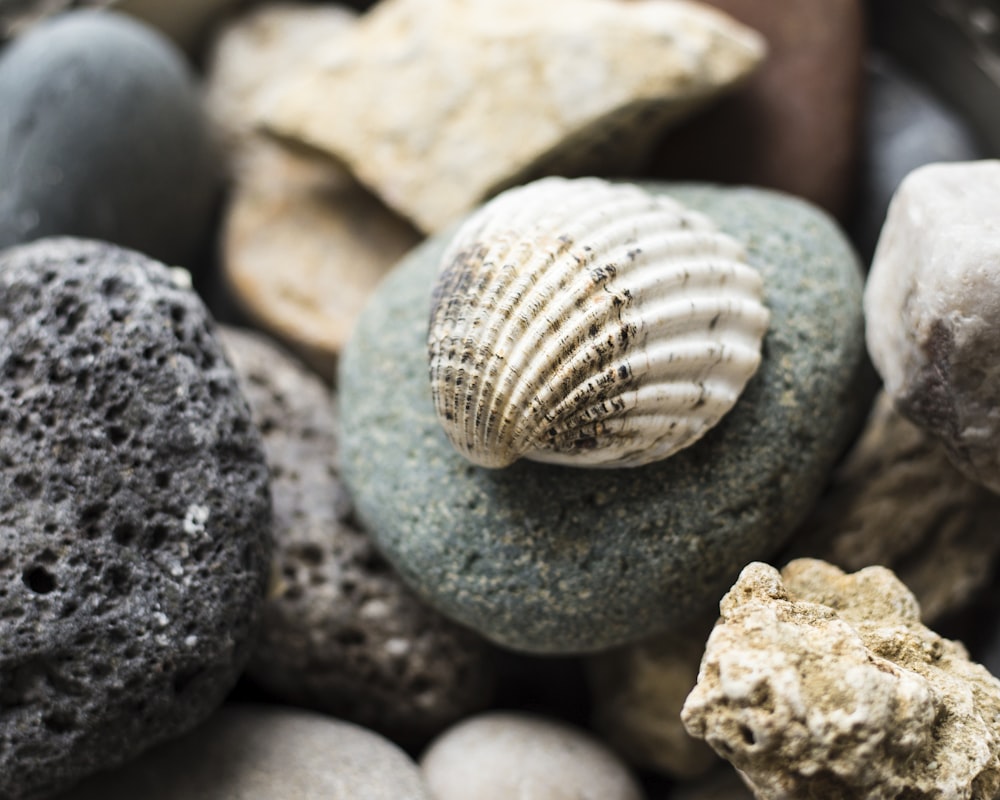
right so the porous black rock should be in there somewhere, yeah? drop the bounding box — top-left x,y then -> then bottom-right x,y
0,239 -> 271,799
219,327 -> 494,746
0,10 -> 220,269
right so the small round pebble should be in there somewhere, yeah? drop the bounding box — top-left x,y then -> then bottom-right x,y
0,10 -> 219,268
56,705 -> 431,799
219,326 -> 495,745
420,712 -> 644,800
0,239 -> 271,799
339,183 -> 867,653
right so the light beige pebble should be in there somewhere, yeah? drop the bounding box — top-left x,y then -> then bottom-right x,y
682,559 -> 1000,800
421,712 -> 645,800
260,0 -> 765,232
864,159 -> 1000,493
56,705 -> 432,799
221,141 -> 420,377
787,390 -> 1000,623
204,2 -> 358,161
587,620 -> 718,779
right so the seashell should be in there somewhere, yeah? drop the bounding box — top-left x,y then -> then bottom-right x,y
427,177 -> 770,469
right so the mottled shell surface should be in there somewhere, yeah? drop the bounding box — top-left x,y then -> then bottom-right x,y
427,177 -> 770,469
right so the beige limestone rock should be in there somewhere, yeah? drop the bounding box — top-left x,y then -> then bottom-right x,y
208,6 -> 420,375
788,391 -> 1000,623
420,712 -> 644,800
865,160 -> 1000,493
587,621 -> 718,779
682,559 -> 1000,799
221,139 -> 420,377
204,2 -> 357,160
259,0 -> 765,232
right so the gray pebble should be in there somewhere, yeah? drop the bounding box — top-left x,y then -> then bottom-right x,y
56,704 -> 432,799
0,10 -> 220,269
0,239 -> 271,799
219,326 -> 495,745
339,183 -> 867,653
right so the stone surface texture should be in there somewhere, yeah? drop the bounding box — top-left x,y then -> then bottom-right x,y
204,2 -> 358,161
0,239 -> 271,799
206,5 -> 421,375
222,142 -> 421,378
261,0 -> 765,232
420,712 -> 644,800
864,159 -> 1000,493
587,621 -> 718,778
851,54 -> 985,263
0,11 -> 219,270
57,705 -> 432,799
339,183 -> 867,653
682,559 -> 1000,800
650,0 -> 865,220
788,390 -> 1000,623
218,326 -> 495,744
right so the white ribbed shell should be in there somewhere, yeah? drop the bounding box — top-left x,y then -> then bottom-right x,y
427,177 -> 770,469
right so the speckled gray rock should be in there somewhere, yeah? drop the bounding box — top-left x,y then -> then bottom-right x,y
851,54 -> 985,263
339,183 -> 866,653
56,705 -> 432,799
421,712 -> 644,800
0,11 -> 219,269
0,239 -> 271,800
219,327 -> 495,745
786,390 -> 1000,623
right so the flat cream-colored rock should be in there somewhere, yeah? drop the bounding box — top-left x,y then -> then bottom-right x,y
260,0 -> 765,232
421,712 -> 644,800
682,559 -> 1000,800
222,141 -> 420,378
587,623 -> 718,778
865,160 -> 1000,493
204,2 -> 357,159
789,391 -> 1000,623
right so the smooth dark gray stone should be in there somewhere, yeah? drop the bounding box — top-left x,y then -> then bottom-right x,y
0,10 -> 220,269
0,238 -> 271,799
851,53 -> 985,263
339,184 -> 867,654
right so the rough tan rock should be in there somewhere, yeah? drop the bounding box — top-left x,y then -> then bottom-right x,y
420,712 -> 644,800
259,0 -> 765,232
788,391 -> 1000,623
204,2 -> 358,160
682,559 -> 1000,799
587,620 -> 718,779
221,140 -> 420,377
865,160 -> 1000,493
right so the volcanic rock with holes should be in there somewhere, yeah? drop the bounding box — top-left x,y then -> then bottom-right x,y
0,239 -> 271,799
681,559 -> 1000,800
260,0 -> 765,232
339,183 -> 867,653
786,391 -> 1000,623
219,327 -> 495,745
865,160 -> 1000,493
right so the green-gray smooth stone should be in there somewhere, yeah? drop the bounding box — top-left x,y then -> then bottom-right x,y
339,184 -> 866,654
